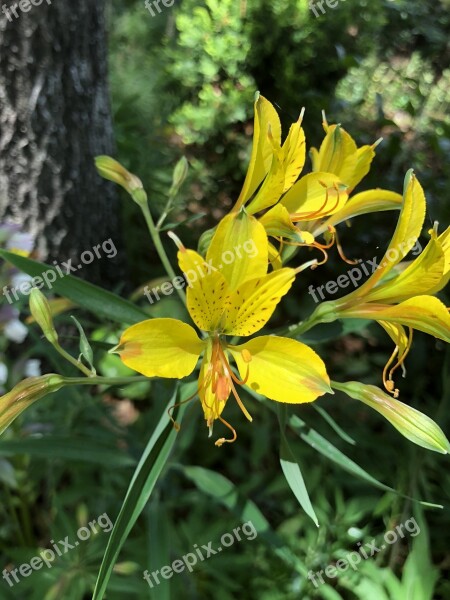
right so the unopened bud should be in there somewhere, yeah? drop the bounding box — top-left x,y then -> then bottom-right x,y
29,288 -> 58,344
333,380 -> 450,454
0,374 -> 65,436
95,156 -> 147,204
170,156 -> 189,196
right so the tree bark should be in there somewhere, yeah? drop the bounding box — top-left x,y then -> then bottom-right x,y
0,0 -> 124,286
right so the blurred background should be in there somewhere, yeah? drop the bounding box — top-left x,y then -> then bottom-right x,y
0,0 -> 449,598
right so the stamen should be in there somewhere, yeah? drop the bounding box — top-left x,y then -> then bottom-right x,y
216,345 -> 253,421
310,244 -> 328,268
167,387 -> 201,431
290,188 -> 330,221
215,416 -> 237,447
241,349 -> 252,363
388,328 -> 413,383
298,107 -> 305,125
333,226 -> 359,265
167,230 -> 185,251
294,259 -> 319,275
372,137 -> 383,149
382,347 -> 400,398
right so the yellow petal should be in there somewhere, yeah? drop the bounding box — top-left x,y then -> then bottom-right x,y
205,211 -> 268,291
246,142 -> 286,214
223,269 -> 295,336
312,124 -> 357,175
118,318 -> 204,378
234,94 -> 281,209
314,188 -> 402,236
281,118 -> 306,193
230,336 -> 331,403
378,321 -> 410,364
186,270 -> 230,332
177,246 -> 233,331
365,230 -> 445,303
428,225 -> 450,295
348,170 -> 426,301
338,145 -> 376,192
344,297 -> 450,343
281,172 -> 349,218
177,247 -> 207,278
259,204 -> 305,242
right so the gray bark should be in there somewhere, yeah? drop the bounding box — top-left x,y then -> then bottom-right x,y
0,0 -> 124,286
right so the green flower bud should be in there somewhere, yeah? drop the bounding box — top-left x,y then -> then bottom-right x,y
170,156 -> 189,195
95,156 -> 147,205
333,380 -> 450,454
29,288 -> 58,344
0,375 -> 65,436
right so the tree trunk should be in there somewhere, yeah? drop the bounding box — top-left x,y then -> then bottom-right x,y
0,0 -> 124,286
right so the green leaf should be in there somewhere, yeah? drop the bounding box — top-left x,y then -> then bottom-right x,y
313,404 -> 356,445
71,315 -> 96,372
92,383 -> 192,600
290,415 -> 442,508
0,250 -> 149,325
0,436 -> 136,467
181,465 -> 304,573
278,405 -> 319,527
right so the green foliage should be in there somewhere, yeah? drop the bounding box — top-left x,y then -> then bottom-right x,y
1,1 -> 449,599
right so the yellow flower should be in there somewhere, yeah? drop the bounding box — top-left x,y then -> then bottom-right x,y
116,211 -> 332,446
229,95 -> 403,269
279,114 -> 403,263
309,171 -> 450,395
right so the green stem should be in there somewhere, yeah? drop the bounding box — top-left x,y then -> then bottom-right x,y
53,343 -> 92,377
155,192 -> 176,231
139,200 -> 187,306
282,315 -> 320,338
63,375 -> 149,386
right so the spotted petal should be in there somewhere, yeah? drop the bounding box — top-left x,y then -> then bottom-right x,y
223,269 -> 295,336
230,336 -> 331,403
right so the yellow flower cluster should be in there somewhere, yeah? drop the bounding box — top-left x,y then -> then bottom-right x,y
116,95 -> 449,449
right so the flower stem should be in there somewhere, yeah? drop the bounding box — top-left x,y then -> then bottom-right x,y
283,315 -> 320,338
62,375 -> 149,386
139,200 -> 187,306
53,343 -> 93,377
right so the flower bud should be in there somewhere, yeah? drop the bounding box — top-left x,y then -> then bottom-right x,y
95,156 -> 147,204
333,380 -> 450,454
29,288 -> 58,344
0,374 -> 65,436
170,156 -> 189,196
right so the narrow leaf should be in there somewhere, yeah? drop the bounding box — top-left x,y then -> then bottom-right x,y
0,250 -> 149,325
92,384 -> 190,600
